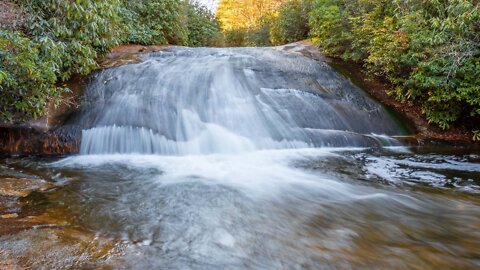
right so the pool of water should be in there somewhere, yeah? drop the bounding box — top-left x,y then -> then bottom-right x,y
1,146 -> 479,269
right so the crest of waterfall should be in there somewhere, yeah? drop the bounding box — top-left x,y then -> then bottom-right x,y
72,47 -> 404,155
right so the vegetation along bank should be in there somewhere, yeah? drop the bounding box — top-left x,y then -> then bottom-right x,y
217,0 -> 480,140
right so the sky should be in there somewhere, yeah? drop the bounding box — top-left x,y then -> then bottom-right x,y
195,0 -> 219,11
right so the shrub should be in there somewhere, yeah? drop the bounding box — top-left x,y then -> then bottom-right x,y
186,2 -> 221,47
120,0 -> 188,45
1,0 -> 121,122
1,0 -> 220,123
0,30 -> 62,121
308,0 -> 480,130
270,0 -> 311,45
22,0 -> 122,79
309,0 -> 351,55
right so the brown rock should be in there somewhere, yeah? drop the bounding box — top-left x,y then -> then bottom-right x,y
0,228 -> 127,269
1,213 -> 18,219
0,177 -> 53,198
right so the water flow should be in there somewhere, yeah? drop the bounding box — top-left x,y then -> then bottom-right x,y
74,47 -> 403,155
3,47 -> 479,269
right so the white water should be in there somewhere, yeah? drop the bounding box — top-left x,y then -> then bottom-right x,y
50,146 -> 480,269
60,148 -> 371,198
75,47 -> 404,155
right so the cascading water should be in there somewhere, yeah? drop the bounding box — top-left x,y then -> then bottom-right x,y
2,46 -> 480,269
73,47 -> 404,155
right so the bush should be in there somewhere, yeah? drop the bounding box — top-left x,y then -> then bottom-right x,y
0,30 -> 62,121
223,28 -> 248,46
186,2 -> 221,47
308,0 -> 480,130
1,0 -> 121,122
308,0 -> 351,55
22,0 -> 122,79
120,0 -> 188,45
223,24 -> 272,47
270,0 -> 311,45
1,0 -> 220,123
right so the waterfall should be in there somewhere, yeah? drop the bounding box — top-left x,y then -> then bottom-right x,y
73,47 -> 404,155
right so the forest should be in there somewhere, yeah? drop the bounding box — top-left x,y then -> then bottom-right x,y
217,0 -> 479,137
1,0 -> 479,137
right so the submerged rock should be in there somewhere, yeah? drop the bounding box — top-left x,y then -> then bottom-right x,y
0,177 -> 53,198
0,213 -> 18,219
0,227 -> 127,269
0,187 -> 128,269
0,175 -> 54,235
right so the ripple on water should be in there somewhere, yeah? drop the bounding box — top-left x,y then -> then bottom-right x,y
2,149 -> 480,269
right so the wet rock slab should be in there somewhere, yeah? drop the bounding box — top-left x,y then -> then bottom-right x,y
0,227 -> 127,269
0,174 -> 128,269
0,177 -> 53,198
0,175 -> 53,221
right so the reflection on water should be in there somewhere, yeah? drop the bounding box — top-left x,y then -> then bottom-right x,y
1,146 -> 479,269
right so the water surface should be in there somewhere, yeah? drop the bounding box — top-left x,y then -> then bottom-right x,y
1,46 -> 479,269
1,146 -> 479,269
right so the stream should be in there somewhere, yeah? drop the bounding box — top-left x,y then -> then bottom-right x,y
1,46 -> 479,269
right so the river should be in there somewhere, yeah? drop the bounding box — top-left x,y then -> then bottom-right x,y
0,46 -> 479,269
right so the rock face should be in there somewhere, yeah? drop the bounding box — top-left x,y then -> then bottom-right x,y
0,126 -> 80,156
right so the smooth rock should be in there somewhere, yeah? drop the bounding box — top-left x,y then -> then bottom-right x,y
0,177 -> 53,197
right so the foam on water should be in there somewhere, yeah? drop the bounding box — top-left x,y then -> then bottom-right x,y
58,148 -> 411,204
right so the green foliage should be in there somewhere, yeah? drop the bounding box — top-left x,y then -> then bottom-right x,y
270,0 -> 311,45
1,0 -> 121,122
186,2 -> 221,47
309,0 -> 350,55
1,0 -> 220,123
222,16 -> 274,47
120,0 -> 221,46
223,27 -> 272,47
120,0 -> 188,45
0,30 -> 63,121
22,0 -> 122,79
308,0 -> 480,130
473,130 -> 480,141
222,29 -> 248,47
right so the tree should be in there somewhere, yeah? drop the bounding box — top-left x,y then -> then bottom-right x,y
216,0 -> 284,30
270,0 -> 311,45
